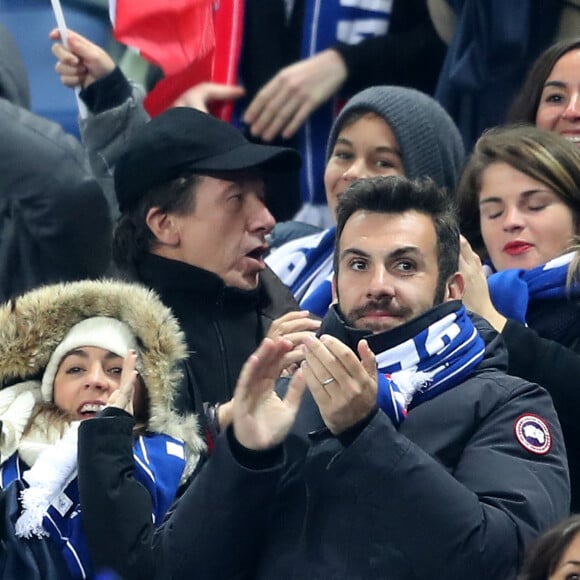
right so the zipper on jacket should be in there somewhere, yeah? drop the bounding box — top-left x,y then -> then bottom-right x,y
213,290 -> 231,399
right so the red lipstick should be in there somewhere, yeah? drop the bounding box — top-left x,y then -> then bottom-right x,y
503,241 -> 533,256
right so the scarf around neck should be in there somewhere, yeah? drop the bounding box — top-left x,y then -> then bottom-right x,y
15,421 -> 80,539
322,301 -> 486,427
267,227 -> 335,317
487,251 -> 580,324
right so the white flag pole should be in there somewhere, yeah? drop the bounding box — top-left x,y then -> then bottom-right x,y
50,0 -> 88,119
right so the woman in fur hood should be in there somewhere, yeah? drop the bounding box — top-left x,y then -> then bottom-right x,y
0,279 -> 205,579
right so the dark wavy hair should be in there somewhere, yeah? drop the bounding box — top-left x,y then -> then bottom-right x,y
112,174 -> 201,273
508,37 -> 580,124
518,515 -> 580,580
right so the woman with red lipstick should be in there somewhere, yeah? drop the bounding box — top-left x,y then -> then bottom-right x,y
457,124 -> 580,511
0,280 -> 204,579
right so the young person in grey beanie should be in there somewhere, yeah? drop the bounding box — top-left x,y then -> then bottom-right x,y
267,84 -> 465,318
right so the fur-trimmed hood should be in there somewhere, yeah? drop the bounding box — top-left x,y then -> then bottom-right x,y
0,279 -> 205,467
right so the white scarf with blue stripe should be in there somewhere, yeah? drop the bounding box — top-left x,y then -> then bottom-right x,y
266,227 -> 335,318
487,252 -> 580,324
2,417 -> 186,579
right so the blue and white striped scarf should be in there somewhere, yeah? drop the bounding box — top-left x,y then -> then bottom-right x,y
3,428 -> 186,579
266,227 -> 335,318
323,301 -> 486,427
371,302 -> 485,425
487,252 -> 580,324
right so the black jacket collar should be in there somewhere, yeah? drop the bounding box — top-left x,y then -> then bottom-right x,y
319,301 -> 462,351
136,253 -> 300,320
319,301 -> 509,373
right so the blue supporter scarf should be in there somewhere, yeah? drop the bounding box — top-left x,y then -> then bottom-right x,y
487,252 -> 580,324
266,227 -> 335,317
366,302 -> 485,426
298,1 -> 392,205
2,433 -> 186,579
301,275 -> 333,318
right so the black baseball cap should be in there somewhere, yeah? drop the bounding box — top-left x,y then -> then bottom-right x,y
114,107 -> 302,212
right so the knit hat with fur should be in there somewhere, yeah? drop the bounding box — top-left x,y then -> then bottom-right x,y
326,85 -> 465,192
0,279 -> 206,478
41,317 -> 138,403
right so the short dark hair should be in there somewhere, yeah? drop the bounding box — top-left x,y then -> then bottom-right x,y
334,176 -> 459,302
112,174 -> 201,271
518,515 -> 580,580
508,38 -> 580,124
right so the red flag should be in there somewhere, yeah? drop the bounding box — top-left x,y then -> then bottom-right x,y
113,0 -> 214,76
112,0 -> 244,120
209,0 -> 244,120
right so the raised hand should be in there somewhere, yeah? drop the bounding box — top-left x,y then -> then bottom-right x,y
233,338 -> 306,450
302,335 -> 377,435
267,310 -> 321,372
172,82 -> 245,112
243,49 -> 347,142
459,236 -> 507,332
50,28 -> 115,89
107,350 -> 139,415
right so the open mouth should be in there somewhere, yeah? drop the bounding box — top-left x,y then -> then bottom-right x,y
245,246 -> 268,261
78,402 -> 106,417
563,134 -> 580,144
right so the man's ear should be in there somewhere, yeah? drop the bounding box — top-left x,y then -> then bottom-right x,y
145,207 -> 180,246
331,275 -> 338,304
445,272 -> 465,301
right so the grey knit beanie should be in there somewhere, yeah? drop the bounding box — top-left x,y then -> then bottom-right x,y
326,86 -> 464,193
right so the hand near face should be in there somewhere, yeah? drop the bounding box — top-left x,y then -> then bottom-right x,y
107,350 -> 139,415
50,28 -> 115,89
172,82 -> 245,112
302,335 -> 377,435
243,49 -> 347,142
267,311 -> 321,372
233,338 -> 306,450
459,236 -> 507,332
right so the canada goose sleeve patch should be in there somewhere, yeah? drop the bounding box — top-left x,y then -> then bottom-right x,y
514,414 -> 552,455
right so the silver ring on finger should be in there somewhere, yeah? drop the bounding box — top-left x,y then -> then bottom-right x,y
321,377 -> 335,386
